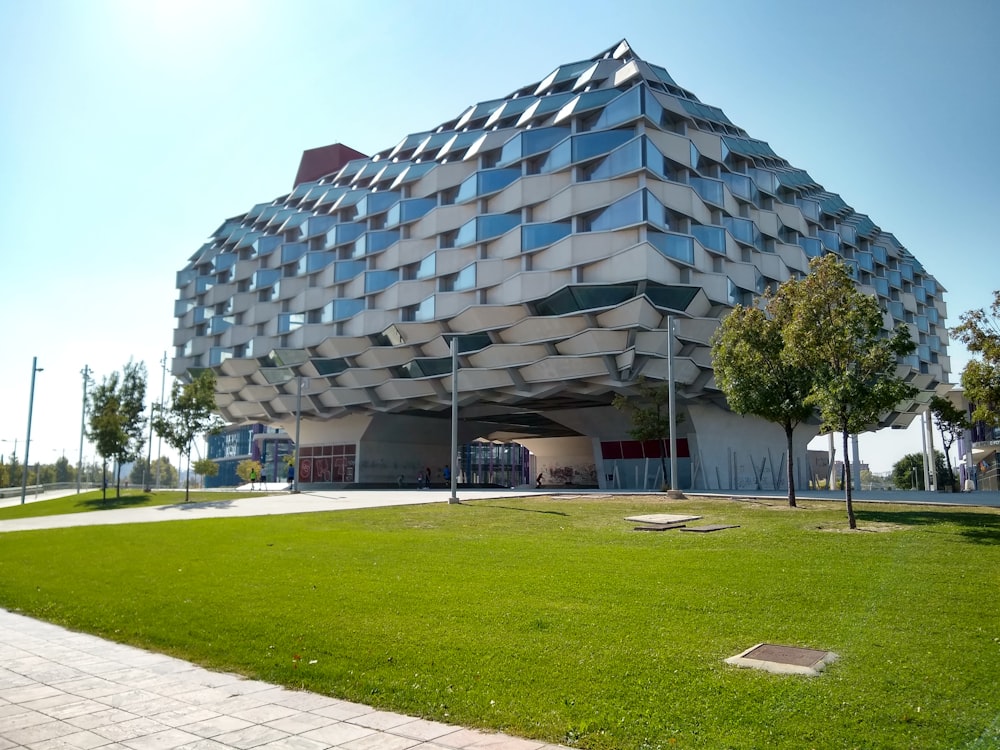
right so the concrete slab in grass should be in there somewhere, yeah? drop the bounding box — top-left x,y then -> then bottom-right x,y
625,513 -> 701,525
726,643 -> 838,676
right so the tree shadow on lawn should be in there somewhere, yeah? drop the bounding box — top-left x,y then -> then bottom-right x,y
78,494 -> 153,511
159,499 -> 238,511
855,507 -> 1000,545
466,503 -> 568,517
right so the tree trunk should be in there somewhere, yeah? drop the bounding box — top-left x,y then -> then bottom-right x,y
184,445 -> 191,502
841,423 -> 856,529
942,437 -> 955,492
660,439 -> 669,490
784,422 -> 796,508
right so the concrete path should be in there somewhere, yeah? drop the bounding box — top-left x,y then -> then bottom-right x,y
0,609 -> 565,750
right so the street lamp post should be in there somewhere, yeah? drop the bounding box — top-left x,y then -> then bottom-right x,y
77,365 -> 89,494
292,375 -> 306,493
450,337 -> 460,504
20,357 -> 43,505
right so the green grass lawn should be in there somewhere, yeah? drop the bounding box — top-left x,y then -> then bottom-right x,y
0,488 -> 257,519
0,495 -> 997,749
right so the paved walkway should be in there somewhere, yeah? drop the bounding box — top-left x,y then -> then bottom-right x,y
0,609 -> 563,750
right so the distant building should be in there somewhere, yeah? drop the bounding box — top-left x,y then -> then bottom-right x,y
205,424 -> 293,487
173,40 -> 949,490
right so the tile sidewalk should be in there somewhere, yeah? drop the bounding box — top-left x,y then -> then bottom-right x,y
0,609 -> 567,750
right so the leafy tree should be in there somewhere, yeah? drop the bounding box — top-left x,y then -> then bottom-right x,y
612,377 -> 683,489
953,290 -> 1000,427
54,455 -> 72,483
783,255 -> 917,529
892,451 -> 948,491
150,456 -> 179,489
0,462 -> 9,488
193,458 -> 220,482
711,291 -> 814,507
929,395 -> 970,491
236,459 -> 262,485
88,360 -> 148,498
152,370 -> 224,502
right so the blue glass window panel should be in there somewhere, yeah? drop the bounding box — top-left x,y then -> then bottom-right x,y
901,262 -> 914,281
691,177 -> 724,205
486,96 -> 537,127
587,191 -> 644,232
212,253 -> 237,272
398,358 -> 452,379
568,88 -> 624,116
328,222 -> 365,248
277,313 -> 304,333
641,88 -> 665,127
724,217 -> 761,249
873,245 -> 888,264
235,230 -> 261,249
539,139 -> 572,172
523,92 -> 575,120
457,168 -> 520,202
365,270 -> 399,293
334,260 -> 365,282
387,198 -> 435,226
254,235 -> 281,257
208,316 -> 234,335
797,199 -> 820,221
177,268 -> 196,287
928,335 -> 941,352
643,191 -> 669,231
874,277 -> 890,297
324,299 -> 364,322
313,358 -> 348,376
572,129 -> 634,163
208,347 -> 233,366
649,231 -> 694,265
917,344 -> 931,362
888,269 -> 902,288
316,186 -> 349,207
252,269 -> 280,289
643,140 -> 675,181
174,298 -> 193,316
889,301 -> 904,320
645,284 -> 699,311
690,141 -> 700,169
925,278 -> 937,296
916,315 -> 929,333
499,127 -> 570,166
681,99 -> 733,126
691,225 -> 726,254
281,242 -> 308,264
522,222 -> 572,251
818,230 -> 841,252
857,251 -> 874,271
452,264 -> 476,291
390,162 -> 435,189
306,251 -> 335,273
457,214 -> 521,246
839,224 -> 857,245
355,191 -> 399,217
369,229 -> 399,252
193,306 -> 210,323
415,253 -> 436,279
585,138 -> 642,181
727,279 -> 745,307
595,86 -> 642,129
414,295 -> 435,321
196,277 -> 214,293
719,172 -> 754,201
648,64 -> 677,86
748,168 -> 778,195
306,215 -> 337,237
755,269 -> 766,294
914,285 -> 927,304
844,260 -> 859,278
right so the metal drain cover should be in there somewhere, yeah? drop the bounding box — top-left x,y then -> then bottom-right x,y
726,643 -> 838,676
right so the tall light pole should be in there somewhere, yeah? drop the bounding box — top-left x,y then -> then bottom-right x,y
155,352 -> 167,489
666,316 -> 680,496
450,336 -> 460,504
77,365 -> 89,494
292,375 -> 306,493
21,357 -> 43,505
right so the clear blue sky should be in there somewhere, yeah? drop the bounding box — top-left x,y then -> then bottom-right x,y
2,0 -> 997,474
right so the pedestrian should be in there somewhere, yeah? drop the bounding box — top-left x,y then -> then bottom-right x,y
536,473 -> 543,489
249,467 -> 257,490
443,465 -> 451,483
261,469 -> 267,489
424,467 -> 431,488
397,474 -> 404,488
287,463 -> 295,490
416,471 -> 424,489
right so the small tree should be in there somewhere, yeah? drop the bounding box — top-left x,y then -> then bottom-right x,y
152,370 -> 224,502
193,458 -> 220,485
892,451 -> 948,490
612,377 -> 682,489
88,360 -> 148,499
783,255 -> 917,529
928,395 -> 970,491
236,459 -> 262,485
953,291 -> 1000,427
711,292 -> 814,507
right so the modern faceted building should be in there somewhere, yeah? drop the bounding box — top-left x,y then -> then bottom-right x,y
172,40 -> 949,490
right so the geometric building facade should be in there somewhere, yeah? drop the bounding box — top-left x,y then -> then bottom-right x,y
172,40 -> 949,490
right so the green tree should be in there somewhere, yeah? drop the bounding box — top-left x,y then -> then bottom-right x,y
152,370 -> 224,501
88,360 -> 148,498
783,255 -> 917,529
193,458 -> 220,483
953,290 -> 1000,427
54,455 -> 72,483
928,395 -> 970,491
612,377 -> 682,489
236,459 -> 262,486
151,456 -> 179,489
0,462 -> 9,488
892,451 -> 948,490
711,292 -> 815,507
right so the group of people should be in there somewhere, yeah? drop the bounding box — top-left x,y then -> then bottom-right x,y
407,465 -> 452,489
248,464 -> 294,491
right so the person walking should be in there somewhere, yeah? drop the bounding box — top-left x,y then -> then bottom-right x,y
249,467 -> 257,490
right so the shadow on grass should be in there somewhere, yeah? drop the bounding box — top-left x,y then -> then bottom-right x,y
78,495 -> 153,511
159,499 -> 238,512
855,507 -> 1000,545
468,503 -> 568,517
